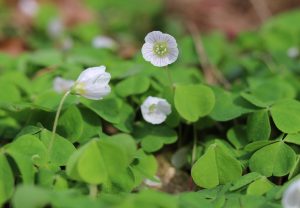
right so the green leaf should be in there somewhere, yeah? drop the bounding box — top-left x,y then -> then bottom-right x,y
29,49 -> 63,66
57,106 -> 84,142
249,141 -> 296,177
152,66 -> 202,86
130,150 -> 158,186
113,102 -> 135,133
0,72 -> 33,95
227,126 -> 248,149
16,125 -> 42,138
78,108 -> 102,142
0,81 -> 21,105
6,135 -> 48,183
239,195 -> 270,208
241,92 -> 268,108
104,134 -> 137,164
179,192 -> 214,208
115,75 -> 150,97
284,133 -> 300,145
244,140 -> 275,152
288,155 -> 300,180
246,177 -> 274,196
230,172 -> 262,191
191,144 -> 242,188
33,91 -> 78,112
81,97 -> 121,124
12,185 -> 51,208
134,123 -> 177,153
247,110 -> 271,141
14,135 -> 46,159
241,81 -> 296,107
0,153 -> 14,206
131,190 -> 178,208
210,87 -> 254,121
39,129 -> 76,166
174,84 -> 215,122
271,99 -> 300,133
66,139 -> 129,186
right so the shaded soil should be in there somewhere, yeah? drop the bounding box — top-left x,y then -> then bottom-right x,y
167,0 -> 300,36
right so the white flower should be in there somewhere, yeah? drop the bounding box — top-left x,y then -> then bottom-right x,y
72,66 -> 111,100
18,0 -> 39,17
141,31 -> 179,67
92,36 -> 116,49
53,77 -> 75,93
48,18 -> 64,38
282,179 -> 300,208
141,96 -> 171,124
287,47 -> 299,59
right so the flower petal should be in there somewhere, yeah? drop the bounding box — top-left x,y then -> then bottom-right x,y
145,31 -> 164,44
143,112 -> 167,124
142,42 -> 155,61
157,100 -> 172,115
150,56 -> 170,67
53,77 -> 75,93
162,33 -> 177,48
92,72 -> 111,86
282,180 -> 300,208
76,66 -> 106,83
81,85 -> 111,100
167,47 -> 179,64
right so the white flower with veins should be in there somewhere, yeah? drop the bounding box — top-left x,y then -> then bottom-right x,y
53,77 -> 75,93
141,96 -> 171,124
72,66 -> 111,100
282,179 -> 300,208
141,31 -> 179,67
92,36 -> 116,49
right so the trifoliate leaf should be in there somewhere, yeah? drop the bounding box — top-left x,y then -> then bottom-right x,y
249,141 -> 296,177
191,144 -> 242,188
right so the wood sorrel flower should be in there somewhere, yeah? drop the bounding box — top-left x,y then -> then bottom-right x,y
53,77 -> 75,93
282,179 -> 300,208
141,31 -> 179,67
49,66 -> 111,153
71,66 -> 111,100
141,96 -> 171,124
92,36 -> 116,49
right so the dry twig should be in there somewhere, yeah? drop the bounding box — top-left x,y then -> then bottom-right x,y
249,0 -> 272,23
187,22 -> 231,89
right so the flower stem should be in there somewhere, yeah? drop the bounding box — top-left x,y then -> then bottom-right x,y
191,124 -> 198,165
165,66 -> 174,90
89,184 -> 98,198
49,91 -> 70,153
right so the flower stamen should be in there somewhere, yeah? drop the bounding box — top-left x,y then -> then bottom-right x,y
153,42 -> 169,57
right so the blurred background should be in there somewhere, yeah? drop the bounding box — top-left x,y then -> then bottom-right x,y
1,0 -> 300,56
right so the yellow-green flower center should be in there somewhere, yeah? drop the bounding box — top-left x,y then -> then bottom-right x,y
72,82 -> 86,95
149,104 -> 157,113
153,42 -> 168,57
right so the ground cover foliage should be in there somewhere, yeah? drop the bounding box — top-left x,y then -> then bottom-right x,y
1,1 -> 300,207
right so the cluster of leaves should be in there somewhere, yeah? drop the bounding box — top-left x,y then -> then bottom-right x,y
1,0 -> 300,207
